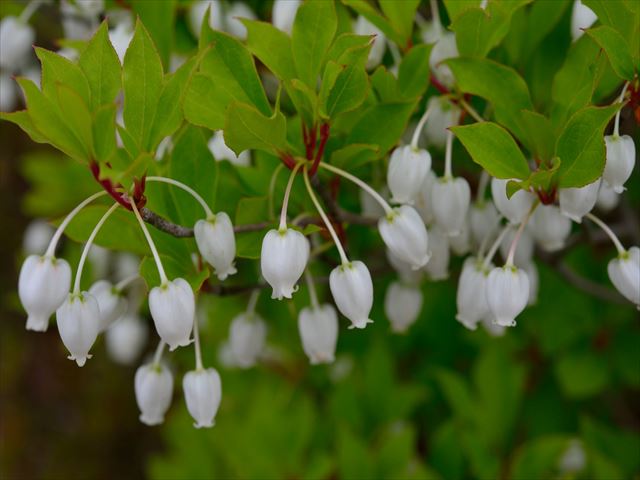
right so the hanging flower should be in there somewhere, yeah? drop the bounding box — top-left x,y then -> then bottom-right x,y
183,368 -> 222,429
384,281 -> 423,333
329,261 -> 374,329
135,362 -> 173,426
607,247 -> 640,309
194,212 -> 237,281
486,265 -> 530,327
491,178 -> 535,225
603,134 -> 636,194
229,312 -> 267,368
431,176 -> 471,236
56,292 -> 101,366
89,280 -> 127,332
529,205 -> 572,252
559,179 -> 601,223
298,304 -> 338,364
456,257 -> 491,330
387,145 -> 432,205
379,205 -> 430,270
260,228 -> 310,300
148,278 -> 195,351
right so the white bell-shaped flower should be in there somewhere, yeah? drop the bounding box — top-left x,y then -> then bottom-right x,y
456,257 -> 491,330
387,145 -> 431,205
329,261 -> 373,329
525,262 -> 539,306
61,0 -> 104,20
415,170 -> 437,224
596,182 -> 620,212
183,368 -> 222,429
272,0 -> 300,34
56,292 -> 101,366
225,2 -> 256,39
148,278 -> 195,351
559,439 -> 587,473
134,362 -> 173,426
449,218 -> 471,256
486,265 -> 530,327
429,31 -> 458,88
559,179 -> 601,223
422,96 -> 460,149
491,178 -> 535,224
22,220 -> 54,255
353,15 -> 386,70
386,249 -> 423,285
195,212 -> 237,281
529,205 -> 572,252
260,228 -> 310,299
384,281 -> 423,333
208,131 -> 251,166
481,315 -> 506,337
603,135 -> 636,193
105,314 -> 148,365
88,280 -> 127,332
0,16 -> 35,71
298,304 -> 338,364
607,247 -> 640,309
500,226 -> 534,267
469,201 -> 500,248
423,226 -> 450,280
570,0 -> 597,41
188,0 -> 223,38
229,312 -> 267,368
0,72 -> 18,112
379,205 -> 430,270
109,22 -> 134,64
18,255 -> 72,332
431,176 -> 471,236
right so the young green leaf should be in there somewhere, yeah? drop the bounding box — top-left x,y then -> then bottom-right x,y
520,110 -> 556,162
224,102 -> 287,155
183,73 -> 226,130
0,110 -> 48,144
56,83 -> 93,159
35,47 -> 91,107
329,143 -> 379,170
122,19 -> 164,151
586,26 -> 636,81
131,0 -> 176,68
242,19 -> 296,80
92,104 -> 117,163
325,33 -> 372,65
555,104 -> 619,188
451,122 -> 530,180
78,21 -> 122,110
291,0 -> 338,88
584,0 -> 639,60
397,44 -> 433,99
379,0 -> 420,46
323,63 -> 369,118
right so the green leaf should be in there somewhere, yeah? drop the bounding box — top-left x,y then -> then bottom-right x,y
122,19 -> 164,151
0,110 -> 48,144
242,19 -> 296,80
584,0 -> 640,61
337,426 -> 374,480
224,102 -> 287,155
326,33 -> 372,65
35,47 -> 91,107
555,104 -> 619,188
371,66 -> 400,102
329,143 -> 379,170
586,26 -> 636,80
131,0 -> 176,68
397,44 -> 433,99
286,79 -> 317,127
555,350 -> 610,398
140,255 -> 210,291
147,56 -> 197,151
323,63 -> 369,118
92,104 -> 117,163
183,74 -> 225,130
510,436 -> 573,480
451,122 -> 530,179
78,21 -> 121,110
379,0 -> 420,46
520,110 -> 556,161
292,0 -> 337,88
443,0 -> 481,21
446,57 -> 533,140
342,0 -> 408,46
450,1 -> 531,58
235,196 -> 270,259
56,83 -> 93,159
16,78 -> 87,162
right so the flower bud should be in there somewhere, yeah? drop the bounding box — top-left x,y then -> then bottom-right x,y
148,278 -> 195,351
89,280 -> 127,332
188,0 -> 223,38
387,145 -> 431,205
431,176 -> 471,236
225,2 -> 256,39
18,255 -> 72,332
429,31 -> 458,88
298,304 -> 338,364
386,249 -> 423,285
469,201 -> 500,248
105,314 -> 148,365
415,170 -> 437,224
491,178 -> 535,225
596,182 -> 620,212
183,368 -> 222,429
607,247 -> 640,309
260,228 -> 310,299
529,205 -> 572,252
559,179 -> 601,223
379,205 -> 430,269
195,212 -> 237,281
603,135 -> 636,193
272,0 -> 300,34
486,265 -> 530,327
229,312 -> 267,368
329,261 -> 373,329
456,257 -> 490,330
500,225 -> 534,268
384,281 -> 423,333
423,226 -> 450,280
56,292 -> 101,366
354,16 -> 386,70
135,362 -> 173,426
571,0 -> 597,41
0,16 -> 35,71
208,131 -> 251,166
422,96 -> 460,149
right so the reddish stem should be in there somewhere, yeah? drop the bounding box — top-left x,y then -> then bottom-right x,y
89,160 -> 146,210
536,186 -> 557,205
279,151 -> 296,170
430,73 -> 450,96
309,123 -> 330,176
